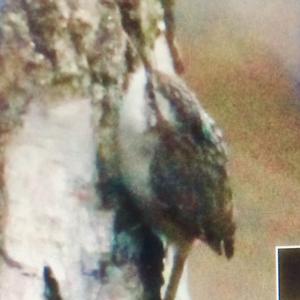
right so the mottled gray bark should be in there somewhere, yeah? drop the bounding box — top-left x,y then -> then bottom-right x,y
0,0 -> 187,300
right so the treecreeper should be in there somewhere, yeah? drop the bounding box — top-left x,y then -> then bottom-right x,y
0,0 -> 234,299
118,65 -> 236,300
116,1 -> 235,300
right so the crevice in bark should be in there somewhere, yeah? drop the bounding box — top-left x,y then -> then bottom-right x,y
117,0 -> 144,47
21,0 -> 57,67
43,266 -> 63,300
116,0 -> 153,70
138,226 -> 164,300
0,248 -> 22,269
111,182 -> 164,300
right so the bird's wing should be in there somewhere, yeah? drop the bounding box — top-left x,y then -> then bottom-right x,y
151,71 -> 235,257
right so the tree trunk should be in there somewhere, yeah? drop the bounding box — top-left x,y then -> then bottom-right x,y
0,0 -> 189,299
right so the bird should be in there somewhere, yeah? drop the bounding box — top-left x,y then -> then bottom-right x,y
118,66 -> 235,300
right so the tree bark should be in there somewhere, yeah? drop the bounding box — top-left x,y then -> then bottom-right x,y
0,0 -> 189,299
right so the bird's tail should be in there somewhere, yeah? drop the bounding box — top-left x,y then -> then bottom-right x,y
201,210 -> 236,259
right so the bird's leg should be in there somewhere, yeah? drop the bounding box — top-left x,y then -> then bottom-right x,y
162,242 -> 192,300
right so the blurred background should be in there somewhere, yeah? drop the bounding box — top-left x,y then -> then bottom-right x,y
174,1 -> 300,299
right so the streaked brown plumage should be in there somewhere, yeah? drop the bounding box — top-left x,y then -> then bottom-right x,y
118,68 -> 235,300
151,71 -> 235,257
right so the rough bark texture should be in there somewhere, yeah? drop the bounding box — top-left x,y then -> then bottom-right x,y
0,0 -> 187,299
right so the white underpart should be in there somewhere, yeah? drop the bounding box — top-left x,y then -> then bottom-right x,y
1,99 -> 113,300
152,34 -> 176,75
118,65 -> 175,201
118,33 -> 177,200
119,66 -> 159,201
